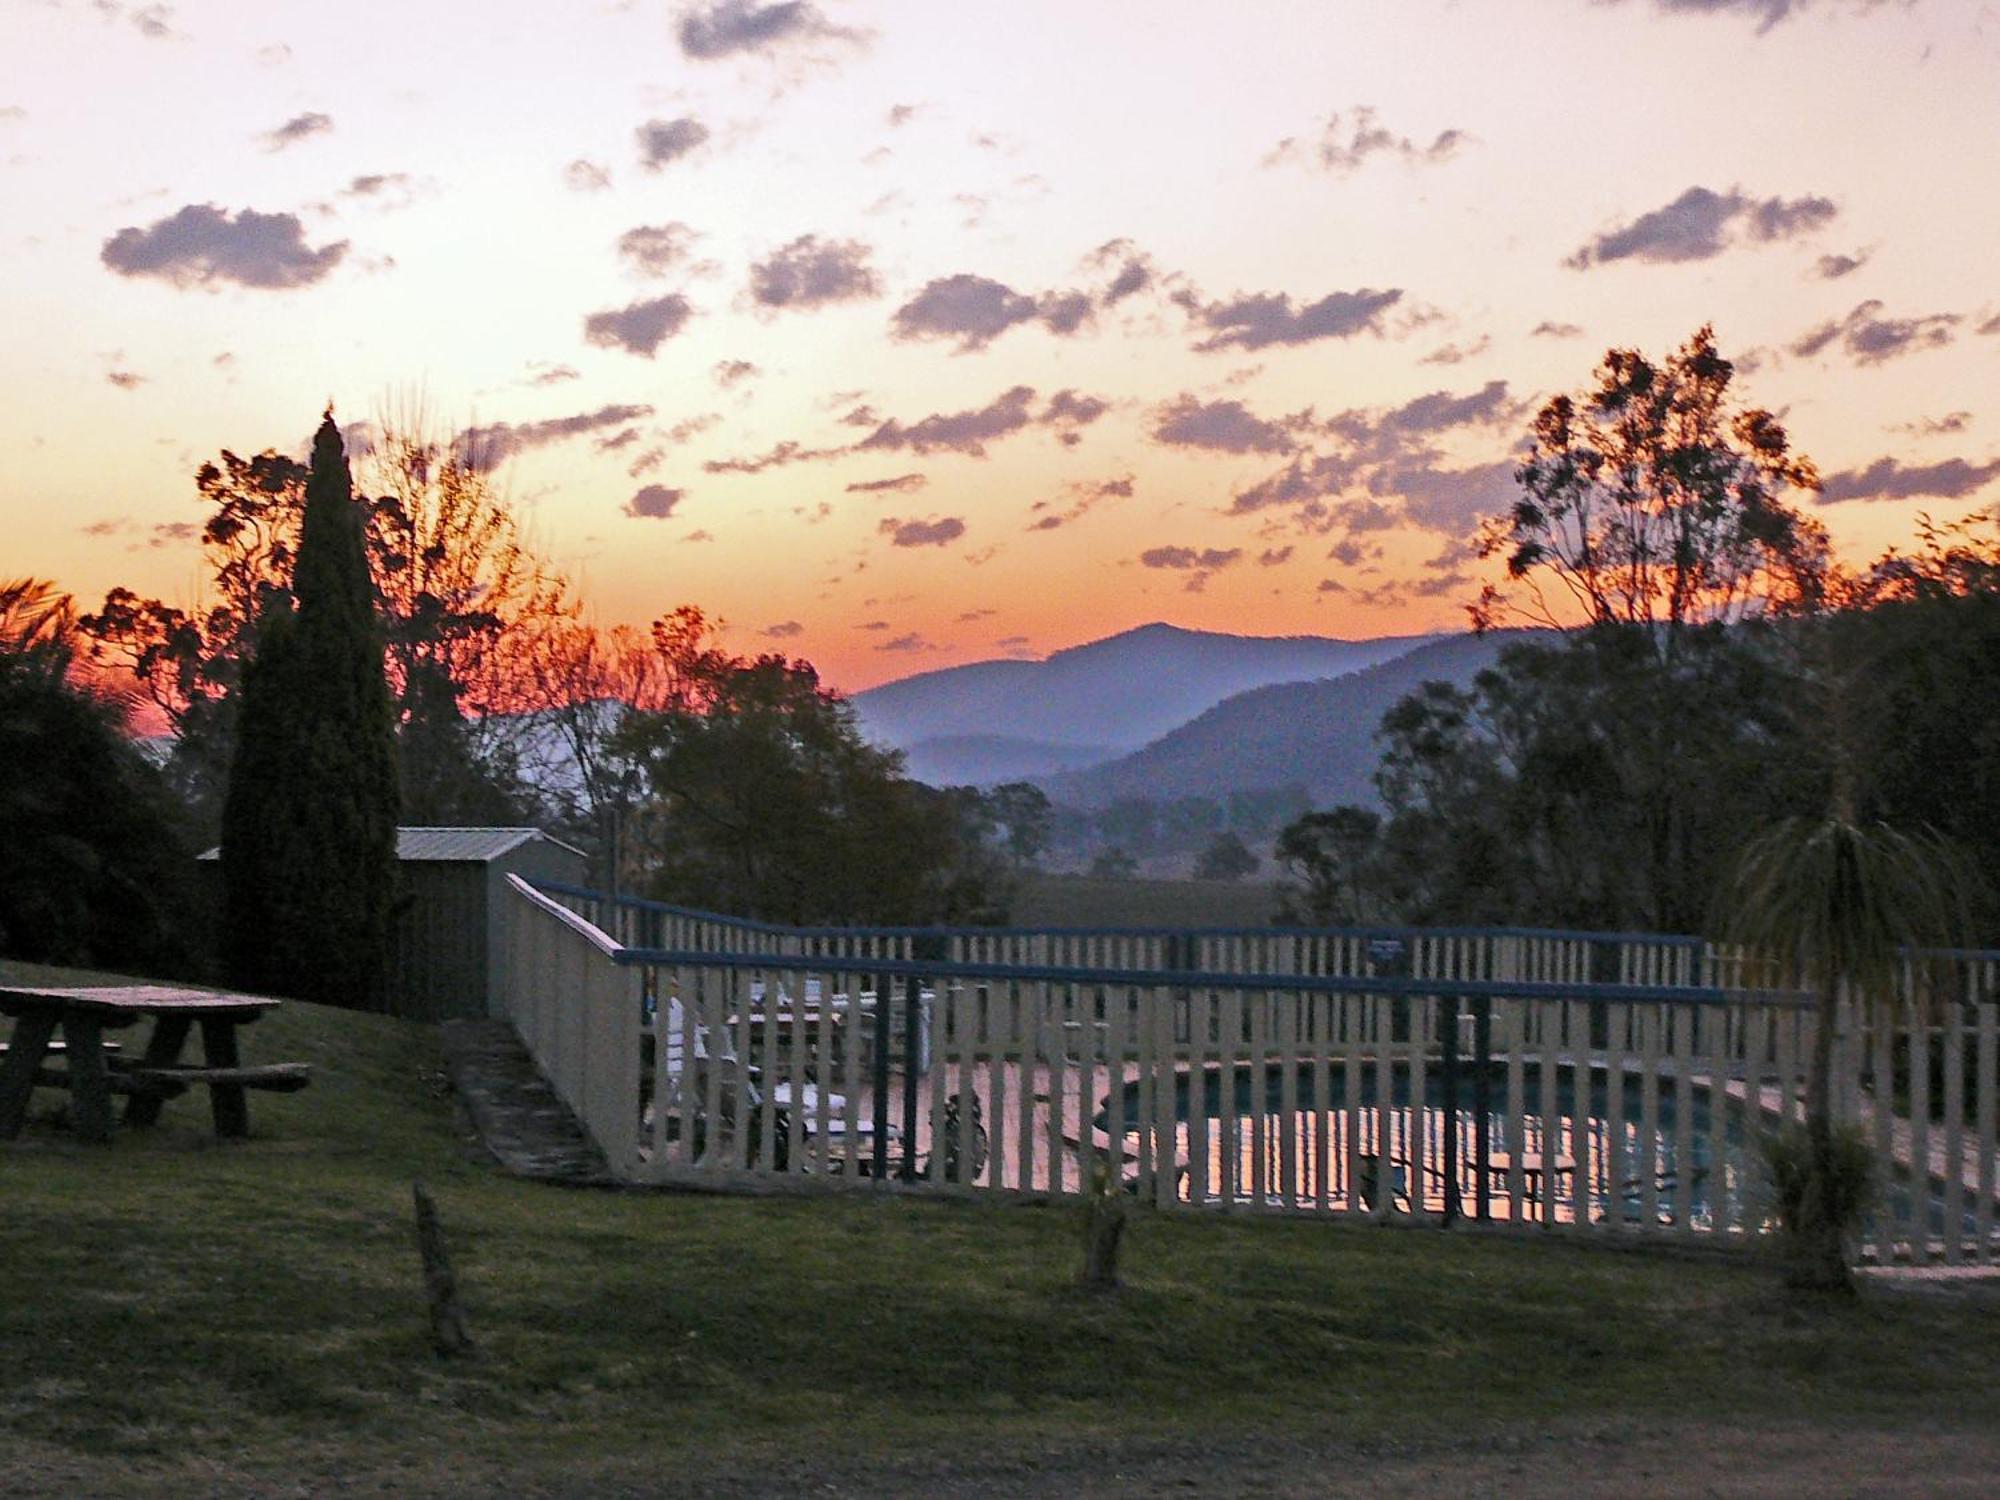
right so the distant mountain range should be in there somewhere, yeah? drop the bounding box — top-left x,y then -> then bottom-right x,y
851,623 -> 1439,785
1045,629 -> 1528,809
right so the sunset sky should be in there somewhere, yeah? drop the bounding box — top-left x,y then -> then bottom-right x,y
6,0 -> 1998,691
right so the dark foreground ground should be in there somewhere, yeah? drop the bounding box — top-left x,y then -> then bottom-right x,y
4,958 -> 1996,1498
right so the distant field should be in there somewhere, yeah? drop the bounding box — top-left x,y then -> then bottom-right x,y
1012,873 -> 1283,928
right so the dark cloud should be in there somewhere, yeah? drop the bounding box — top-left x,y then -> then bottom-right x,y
1420,336 -> 1490,366
1814,250 -> 1868,279
1041,389 -> 1108,433
714,358 -> 760,387
1817,456 -> 2000,505
890,273 -> 1079,350
1151,395 -> 1298,455
1257,546 -> 1294,567
676,1 -> 865,60
1265,106 -> 1469,173
749,235 -> 881,310
846,473 -> 926,493
528,362 -> 581,386
636,116 -> 709,171
1790,299 -> 1959,365
618,223 -> 699,278
763,620 -> 805,638
595,428 -> 642,452
1230,381 -> 1522,534
564,159 -> 612,192
857,386 -> 1036,457
625,484 -> 685,519
454,403 -> 656,470
1612,1 -> 1891,33
583,294 -> 694,357
100,204 -> 348,290
1888,412 -> 1971,438
879,515 -> 966,547
876,632 -> 932,653
1091,239 -> 1157,305
106,370 -> 145,390
1566,185 -> 1837,269
1179,286 -> 1403,352
703,440 -> 846,475
342,172 -> 415,204
260,111 -> 332,151
1530,320 -> 1583,338
1141,545 -> 1242,571
1026,474 -> 1132,531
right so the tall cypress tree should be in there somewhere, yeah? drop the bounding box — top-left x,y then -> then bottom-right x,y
221,411 -> 399,1007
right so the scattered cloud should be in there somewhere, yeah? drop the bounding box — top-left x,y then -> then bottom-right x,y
526,362 -> 580,386
1257,546 -> 1294,566
890,273 -> 1082,351
100,204 -> 347,290
1814,250 -> 1868,279
1178,285 -> 1404,352
105,369 -> 144,389
1530,320 -> 1583,338
1026,474 -> 1132,531
1609,1 -> 1892,34
879,515 -> 966,547
1420,336 -> 1490,366
1790,299 -> 1959,365
1566,185 -> 1837,269
583,294 -> 694,357
454,403 -> 656,469
763,619 -> 805,638
876,632 -> 933,653
1264,106 -> 1469,173
846,473 -> 926,493
618,223 -> 699,278
636,116 -> 709,171
714,358 -> 760,387
858,386 -> 1104,457
260,111 -> 331,151
887,103 -> 922,127
1817,456 -> 2000,505
1888,412 -> 1971,437
625,484 -> 685,519
1974,310 -> 2000,337
564,159 -> 612,192
1151,395 -> 1299,455
703,439 -> 845,475
748,235 -> 881,311
676,1 -> 866,61
1140,544 -> 1243,592
94,2 -> 177,41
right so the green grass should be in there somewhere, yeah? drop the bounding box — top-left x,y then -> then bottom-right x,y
3,958 -> 1998,1495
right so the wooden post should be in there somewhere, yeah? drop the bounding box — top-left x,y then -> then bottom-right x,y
0,1011 -> 58,1138
124,1015 -> 193,1128
60,1016 -> 113,1143
200,1018 -> 250,1139
412,1181 -> 475,1357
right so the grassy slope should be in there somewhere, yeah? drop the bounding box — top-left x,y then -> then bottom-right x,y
4,959 -> 1999,1496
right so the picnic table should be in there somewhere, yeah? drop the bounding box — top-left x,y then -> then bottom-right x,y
0,984 -> 309,1143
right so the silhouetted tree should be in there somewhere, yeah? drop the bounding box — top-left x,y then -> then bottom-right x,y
221,413 -> 399,1007
0,580 -> 194,973
1193,831 -> 1258,881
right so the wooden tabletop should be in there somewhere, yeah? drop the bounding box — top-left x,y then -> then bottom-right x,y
0,984 -> 280,1019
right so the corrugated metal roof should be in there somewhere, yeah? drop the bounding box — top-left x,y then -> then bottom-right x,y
198,827 -> 584,863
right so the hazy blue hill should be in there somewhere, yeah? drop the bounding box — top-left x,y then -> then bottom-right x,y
852,623 -> 1438,759
897,735 -> 1121,787
1046,629 -> 1534,809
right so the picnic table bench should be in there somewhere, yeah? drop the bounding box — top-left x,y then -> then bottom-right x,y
0,984 -> 309,1143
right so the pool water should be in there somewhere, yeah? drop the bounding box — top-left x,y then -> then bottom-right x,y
1098,1061 -> 1968,1237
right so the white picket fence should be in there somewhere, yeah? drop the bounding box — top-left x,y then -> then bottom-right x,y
502,877 -> 2000,1263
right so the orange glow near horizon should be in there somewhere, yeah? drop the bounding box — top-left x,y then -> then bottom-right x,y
4,0 -> 1996,696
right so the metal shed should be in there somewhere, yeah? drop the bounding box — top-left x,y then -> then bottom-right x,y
198,827 -> 587,1021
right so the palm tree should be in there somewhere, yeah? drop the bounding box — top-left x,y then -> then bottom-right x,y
1718,814 -> 1972,1290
